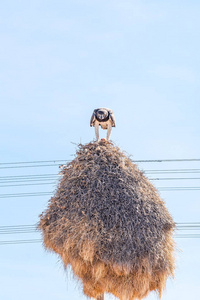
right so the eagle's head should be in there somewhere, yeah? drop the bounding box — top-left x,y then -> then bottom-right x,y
96,108 -> 109,121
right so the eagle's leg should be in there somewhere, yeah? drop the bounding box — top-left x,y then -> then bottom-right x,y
95,122 -> 100,141
106,122 -> 112,140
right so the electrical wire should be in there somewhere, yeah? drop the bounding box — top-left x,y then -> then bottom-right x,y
1,177 -> 200,186
0,158 -> 200,169
174,235 -> 200,238
0,223 -> 199,234
0,164 -> 63,169
0,175 -> 58,181
1,187 -> 200,198
159,187 -> 200,191
0,182 -> 56,188
0,239 -> 41,245
145,169 -> 200,174
1,158 -> 200,165
0,160 -> 67,165
1,171 -> 200,183
150,177 -> 200,180
0,223 -> 199,244
0,159 -> 200,243
1,170 -> 200,182
133,159 -> 200,162
0,235 -> 200,245
0,192 -> 52,198
1,170 -> 200,181
1,182 -> 200,189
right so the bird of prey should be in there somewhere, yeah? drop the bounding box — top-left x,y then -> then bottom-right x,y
90,108 -> 116,141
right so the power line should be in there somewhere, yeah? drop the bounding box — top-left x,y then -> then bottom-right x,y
0,223 -> 199,229
0,192 -> 52,198
0,182 -> 56,188
177,222 -> 200,225
150,177 -> 200,181
0,239 -> 41,245
0,158 -> 200,169
145,169 -> 200,174
0,160 -> 67,165
0,229 -> 37,234
1,187 -> 200,198
159,187 -> 200,191
0,164 -> 63,169
0,224 -> 200,244
133,159 -> 200,163
1,177 -> 200,185
0,175 -> 58,181
1,234 -> 200,245
1,158 -> 200,164
175,235 -> 200,238
0,225 -> 36,228
1,181 -> 200,189
1,170 -> 200,181
1,170 -> 200,182
0,225 -> 37,234
0,223 -> 200,234
0,174 -> 58,179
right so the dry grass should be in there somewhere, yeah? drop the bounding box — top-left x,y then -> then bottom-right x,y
39,140 -> 175,300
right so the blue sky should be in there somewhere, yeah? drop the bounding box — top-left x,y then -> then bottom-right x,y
0,1 -> 200,299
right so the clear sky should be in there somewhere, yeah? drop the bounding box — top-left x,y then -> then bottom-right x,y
0,0 -> 200,299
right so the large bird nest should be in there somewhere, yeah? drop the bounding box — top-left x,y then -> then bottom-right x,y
39,140 -> 175,300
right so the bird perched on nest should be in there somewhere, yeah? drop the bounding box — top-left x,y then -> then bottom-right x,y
90,108 -> 116,141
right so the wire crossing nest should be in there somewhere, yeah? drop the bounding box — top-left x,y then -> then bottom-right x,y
39,141 -> 175,300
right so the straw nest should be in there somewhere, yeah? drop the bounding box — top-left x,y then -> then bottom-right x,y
39,140 -> 175,300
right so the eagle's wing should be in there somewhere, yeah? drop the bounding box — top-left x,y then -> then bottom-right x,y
90,110 -> 96,127
108,110 -> 116,127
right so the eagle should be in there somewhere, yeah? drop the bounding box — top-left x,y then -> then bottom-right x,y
90,108 -> 116,141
